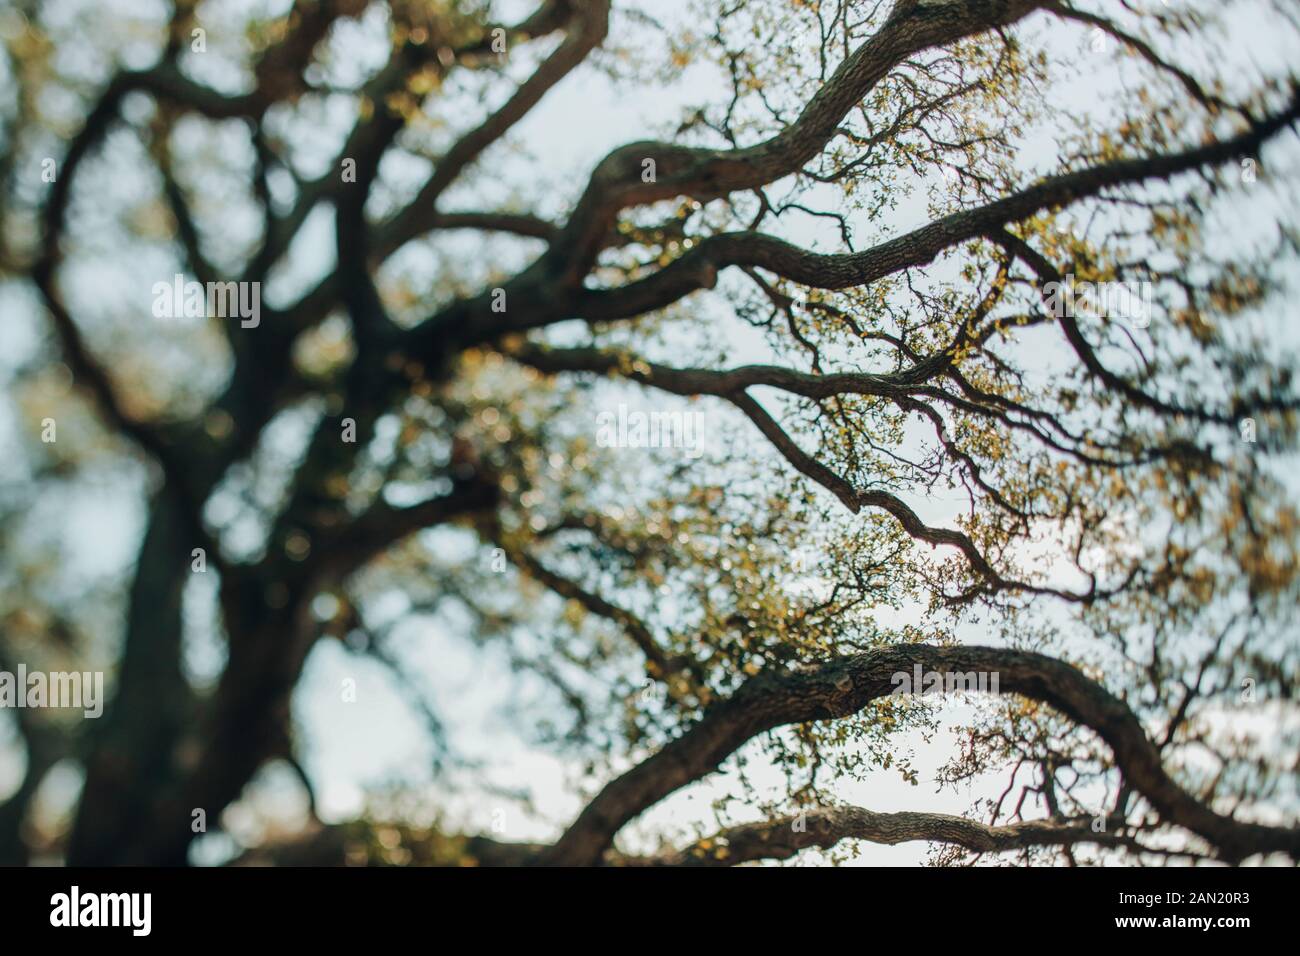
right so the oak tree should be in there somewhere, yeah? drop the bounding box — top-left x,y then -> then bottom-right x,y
1,0 -> 1298,866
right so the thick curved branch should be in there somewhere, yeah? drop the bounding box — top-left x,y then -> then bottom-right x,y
398,0 -> 1047,356
231,807 -> 1155,866
567,97 -> 1300,323
538,0 -> 1045,284
634,808 -> 1144,866
538,643 -> 1300,865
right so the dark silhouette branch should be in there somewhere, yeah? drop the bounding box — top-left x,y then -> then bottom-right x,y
540,644 -> 1300,865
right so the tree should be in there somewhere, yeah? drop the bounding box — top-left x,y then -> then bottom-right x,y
1,0 -> 1298,867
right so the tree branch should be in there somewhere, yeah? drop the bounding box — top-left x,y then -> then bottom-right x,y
539,643 -> 1300,865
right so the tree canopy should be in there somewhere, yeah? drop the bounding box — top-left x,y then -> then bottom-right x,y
1,0 -> 1299,867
